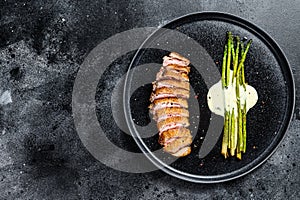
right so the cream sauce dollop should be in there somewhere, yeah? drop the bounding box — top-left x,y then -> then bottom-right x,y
207,71 -> 258,116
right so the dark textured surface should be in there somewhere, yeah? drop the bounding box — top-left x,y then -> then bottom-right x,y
0,0 -> 299,199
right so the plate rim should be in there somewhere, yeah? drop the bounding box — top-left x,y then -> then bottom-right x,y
123,11 -> 295,183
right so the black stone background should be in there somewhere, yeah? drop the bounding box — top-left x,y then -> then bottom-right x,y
0,0 -> 299,199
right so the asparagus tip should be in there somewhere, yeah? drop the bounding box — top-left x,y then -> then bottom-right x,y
247,39 -> 253,46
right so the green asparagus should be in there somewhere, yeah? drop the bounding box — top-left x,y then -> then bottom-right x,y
221,32 -> 252,159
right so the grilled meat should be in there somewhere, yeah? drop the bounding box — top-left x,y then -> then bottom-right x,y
155,79 -> 190,91
157,116 -> 190,133
158,127 -> 191,145
149,52 -> 192,157
156,68 -> 189,82
153,107 -> 189,122
150,87 -> 190,102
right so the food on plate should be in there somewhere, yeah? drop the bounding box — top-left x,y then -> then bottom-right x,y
207,32 -> 258,159
149,52 -> 192,157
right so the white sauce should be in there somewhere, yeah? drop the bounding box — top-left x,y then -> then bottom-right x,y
207,70 -> 258,116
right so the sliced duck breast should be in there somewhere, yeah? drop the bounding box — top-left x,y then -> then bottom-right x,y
149,52 -> 193,157
157,116 -> 190,133
158,127 -> 191,145
155,79 -> 190,91
156,68 -> 189,82
150,87 -> 190,102
163,136 -> 192,154
154,107 -> 189,122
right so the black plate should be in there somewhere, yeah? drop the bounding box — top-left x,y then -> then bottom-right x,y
123,12 -> 295,183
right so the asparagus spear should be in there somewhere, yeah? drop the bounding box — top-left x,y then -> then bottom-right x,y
228,109 -> 232,149
240,41 -> 245,55
222,111 -> 229,158
220,32 -> 252,159
242,103 -> 247,153
222,45 -> 228,88
237,39 -> 252,75
236,66 -> 243,159
221,44 -> 229,158
230,108 -> 236,156
232,36 -> 240,81
227,33 -> 234,150
238,101 -> 243,153
239,42 -> 251,154
241,63 -> 246,89
226,32 -> 232,86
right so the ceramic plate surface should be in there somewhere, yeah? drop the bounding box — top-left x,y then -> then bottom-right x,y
123,12 -> 295,183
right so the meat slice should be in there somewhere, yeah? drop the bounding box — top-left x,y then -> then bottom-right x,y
163,136 -> 192,154
149,52 -> 193,157
155,79 -> 190,91
156,68 -> 189,82
163,52 -> 190,67
150,87 -> 190,102
157,116 -> 190,133
171,146 -> 191,157
158,127 -> 191,145
165,65 -> 190,74
154,107 -> 189,122
149,98 -> 188,114
169,52 -> 191,64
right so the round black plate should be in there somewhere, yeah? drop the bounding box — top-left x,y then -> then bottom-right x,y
123,12 -> 295,183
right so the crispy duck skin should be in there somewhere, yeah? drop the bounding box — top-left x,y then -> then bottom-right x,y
149,52 -> 193,157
